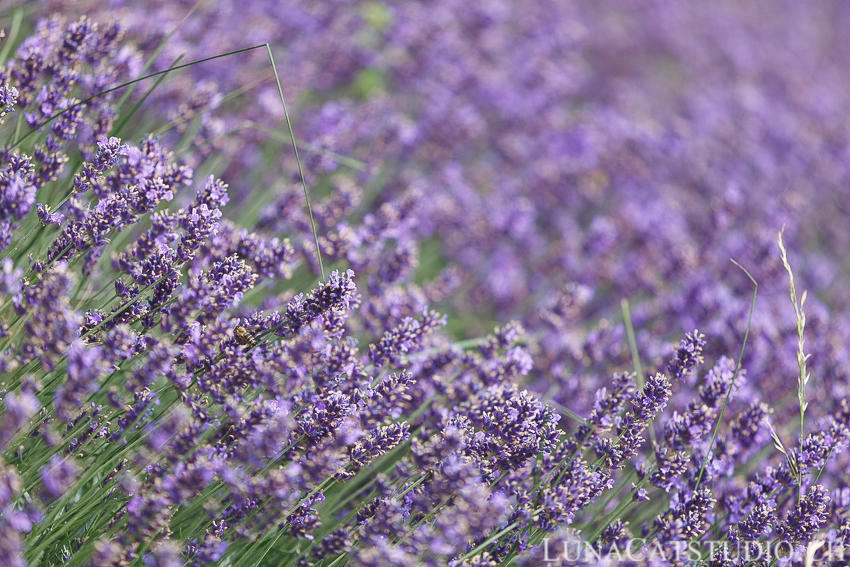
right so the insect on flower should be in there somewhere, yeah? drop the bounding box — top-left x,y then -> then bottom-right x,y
233,325 -> 257,348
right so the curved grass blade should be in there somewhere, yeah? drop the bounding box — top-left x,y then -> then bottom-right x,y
266,44 -> 325,282
9,44 -> 269,149
0,6 -> 24,65
622,298 -> 653,443
692,258 -> 758,493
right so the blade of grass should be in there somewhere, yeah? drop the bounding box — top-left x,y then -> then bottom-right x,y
0,6 -> 23,65
547,399 -> 590,426
240,120 -> 367,172
777,226 -> 811,497
692,258 -> 757,493
265,44 -> 325,283
621,298 -> 644,389
765,417 -> 801,485
622,298 -> 653,443
10,44 -> 270,149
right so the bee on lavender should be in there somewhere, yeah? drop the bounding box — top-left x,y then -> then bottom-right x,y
233,325 -> 257,348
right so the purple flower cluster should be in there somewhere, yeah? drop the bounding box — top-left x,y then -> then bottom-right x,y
0,153 -> 35,251
0,5 -> 849,567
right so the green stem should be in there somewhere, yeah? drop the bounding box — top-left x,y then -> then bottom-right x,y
265,45 -> 324,283
693,259 -> 757,493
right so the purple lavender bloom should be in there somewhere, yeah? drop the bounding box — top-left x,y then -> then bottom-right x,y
147,408 -> 189,454
0,529 -> 26,567
462,384 -> 560,474
73,135 -> 127,193
0,391 -> 41,450
0,84 -> 19,124
33,135 -> 71,187
36,203 -> 64,226
55,340 -> 108,420
232,229 -> 296,280
646,444 -> 689,492
534,458 -> 613,531
369,310 -> 447,368
89,539 -> 124,565
40,454 -> 78,499
359,371 -> 416,426
654,487 -> 716,542
142,541 -> 183,567
0,154 -> 37,251
310,528 -> 352,562
596,372 -> 671,469
776,485 -> 830,545
597,519 -> 631,555
632,486 -> 649,502
282,269 -> 358,336
348,422 -> 410,470
114,135 -> 192,213
667,329 -> 707,383
100,324 -> 143,362
728,502 -> 775,542
287,492 -> 325,539
419,482 -> 511,558
193,174 -> 230,210
177,205 -> 221,263
665,355 -> 737,450
45,136 -> 192,269
477,320 -> 526,359
0,465 -> 23,510
9,15 -> 133,158
354,537 -> 417,567
13,262 -> 81,368
571,372 -> 636,451
0,258 -> 22,295
5,6 -> 850,565
797,407 -> 850,475
298,392 -> 354,442
632,373 -> 673,423
185,534 -> 228,565
731,400 -> 770,452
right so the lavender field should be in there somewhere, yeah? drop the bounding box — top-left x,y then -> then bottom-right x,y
0,1 -> 849,565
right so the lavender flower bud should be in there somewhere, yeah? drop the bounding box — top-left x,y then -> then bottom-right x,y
287,493 -> 325,539
282,269 -> 358,336
0,391 -> 41,449
0,464 -> 23,509
0,153 -> 36,251
596,373 -> 671,469
667,329 -> 706,383
369,310 -> 447,367
0,84 -> 18,124
654,487 -> 715,542
0,258 -> 22,295
73,136 -> 127,193
348,422 -> 410,470
36,203 -> 64,226
776,485 -> 830,545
